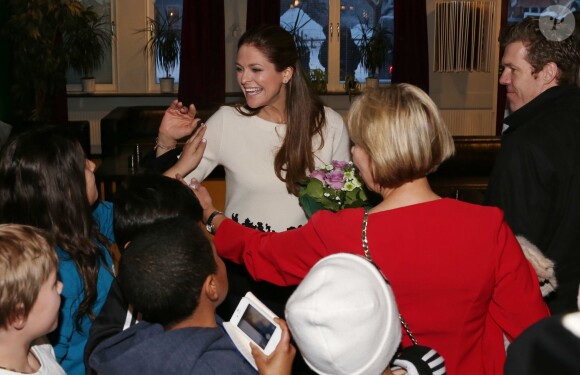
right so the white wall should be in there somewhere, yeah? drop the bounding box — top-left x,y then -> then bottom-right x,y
426,0 -> 501,135
224,0 -> 247,93
114,1 -> 149,93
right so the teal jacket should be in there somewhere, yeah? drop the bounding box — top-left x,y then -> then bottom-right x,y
49,201 -> 115,375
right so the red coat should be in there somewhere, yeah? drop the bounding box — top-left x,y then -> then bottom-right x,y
215,198 -> 550,374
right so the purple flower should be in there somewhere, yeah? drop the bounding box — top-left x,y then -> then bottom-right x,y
325,169 -> 345,189
310,169 -> 326,184
332,160 -> 349,170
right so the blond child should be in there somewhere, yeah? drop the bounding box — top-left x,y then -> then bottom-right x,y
0,224 -> 65,374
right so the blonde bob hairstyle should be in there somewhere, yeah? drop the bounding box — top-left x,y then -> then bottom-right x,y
347,84 -> 455,189
0,224 -> 57,328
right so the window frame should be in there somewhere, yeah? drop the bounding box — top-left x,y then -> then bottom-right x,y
281,0 -> 393,93
326,0 -> 342,92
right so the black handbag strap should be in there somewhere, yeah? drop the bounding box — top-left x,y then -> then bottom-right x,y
362,209 -> 419,346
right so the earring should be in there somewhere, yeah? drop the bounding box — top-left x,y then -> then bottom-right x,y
283,79 -> 288,84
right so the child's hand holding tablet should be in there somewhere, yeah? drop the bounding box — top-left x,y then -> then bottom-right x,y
223,292 -> 283,370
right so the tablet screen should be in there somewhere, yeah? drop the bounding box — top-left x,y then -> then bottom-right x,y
237,304 -> 277,349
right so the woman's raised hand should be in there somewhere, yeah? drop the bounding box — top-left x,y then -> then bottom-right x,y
157,100 -> 201,156
163,124 -> 207,178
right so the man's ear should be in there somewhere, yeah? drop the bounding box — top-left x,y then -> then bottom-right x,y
203,274 -> 220,302
540,62 -> 559,84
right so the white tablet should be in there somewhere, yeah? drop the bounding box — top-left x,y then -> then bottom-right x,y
223,292 -> 282,370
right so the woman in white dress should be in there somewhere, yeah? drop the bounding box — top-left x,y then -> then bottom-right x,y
154,26 -> 350,332
157,24 -> 350,232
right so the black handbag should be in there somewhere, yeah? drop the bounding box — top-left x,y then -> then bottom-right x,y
361,209 -> 447,375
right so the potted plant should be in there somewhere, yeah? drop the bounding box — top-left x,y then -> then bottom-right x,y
282,6 -> 311,73
309,68 -> 327,94
65,7 -> 112,93
358,20 -> 391,88
343,74 -> 360,101
140,11 -> 182,93
293,32 -> 311,73
2,0 -> 86,121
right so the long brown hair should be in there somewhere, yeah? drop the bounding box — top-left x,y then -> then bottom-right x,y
235,25 -> 327,195
0,127 -> 111,330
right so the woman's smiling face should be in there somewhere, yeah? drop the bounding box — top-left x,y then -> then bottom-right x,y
236,44 -> 291,110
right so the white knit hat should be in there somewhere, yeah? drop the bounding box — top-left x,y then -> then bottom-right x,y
285,253 -> 401,375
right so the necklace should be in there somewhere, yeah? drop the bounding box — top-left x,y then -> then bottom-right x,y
0,351 -> 39,374
0,365 -> 31,374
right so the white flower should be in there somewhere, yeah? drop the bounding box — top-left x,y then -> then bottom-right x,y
343,181 -> 356,191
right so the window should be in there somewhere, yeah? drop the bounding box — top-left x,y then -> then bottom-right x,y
280,0 -> 394,92
507,0 -> 580,24
66,0 -> 116,92
144,0 -> 182,92
152,0 -> 182,84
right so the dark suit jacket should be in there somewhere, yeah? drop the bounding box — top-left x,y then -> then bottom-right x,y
486,85 -> 580,314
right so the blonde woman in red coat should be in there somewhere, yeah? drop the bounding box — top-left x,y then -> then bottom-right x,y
189,84 -> 550,374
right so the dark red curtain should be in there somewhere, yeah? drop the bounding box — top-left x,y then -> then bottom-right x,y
178,0 -> 225,108
391,0 -> 429,94
246,0 -> 280,29
496,0 -> 508,135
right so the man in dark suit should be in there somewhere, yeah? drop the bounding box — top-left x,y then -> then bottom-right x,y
486,15 -> 580,314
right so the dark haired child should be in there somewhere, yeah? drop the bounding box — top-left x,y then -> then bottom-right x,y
89,218 -> 294,374
84,174 -> 203,368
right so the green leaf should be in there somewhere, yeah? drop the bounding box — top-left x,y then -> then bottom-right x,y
299,195 -> 326,219
300,179 -> 325,199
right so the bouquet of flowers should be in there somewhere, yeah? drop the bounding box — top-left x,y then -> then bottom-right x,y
298,160 -> 368,218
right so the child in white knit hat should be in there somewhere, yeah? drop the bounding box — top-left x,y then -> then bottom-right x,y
285,253 -> 400,375
285,253 -> 447,375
